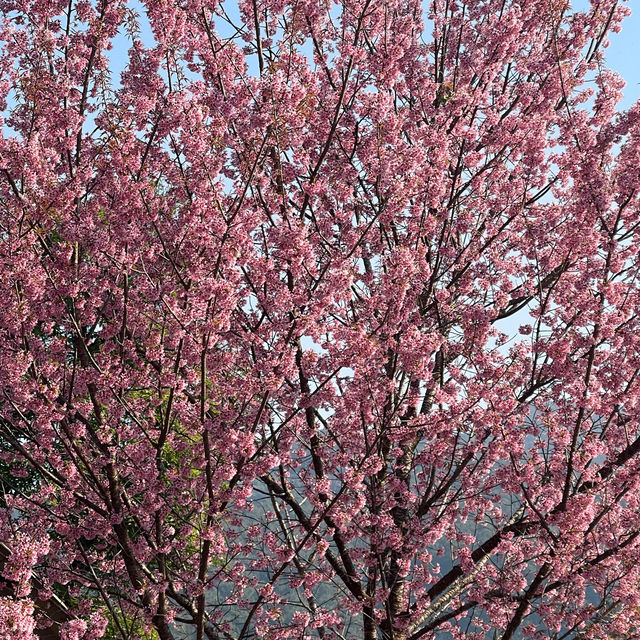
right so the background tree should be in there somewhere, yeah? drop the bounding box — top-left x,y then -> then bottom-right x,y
1,0 -> 640,638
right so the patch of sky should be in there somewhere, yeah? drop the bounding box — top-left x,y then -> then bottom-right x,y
572,0 -> 640,110
104,0 -> 156,90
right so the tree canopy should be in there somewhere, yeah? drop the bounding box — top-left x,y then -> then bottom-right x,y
1,0 -> 640,639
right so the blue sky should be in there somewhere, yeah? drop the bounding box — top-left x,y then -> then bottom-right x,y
597,1 -> 640,109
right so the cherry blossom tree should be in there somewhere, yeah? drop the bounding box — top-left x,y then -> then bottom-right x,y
0,534 -> 47,640
1,0 -> 640,638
